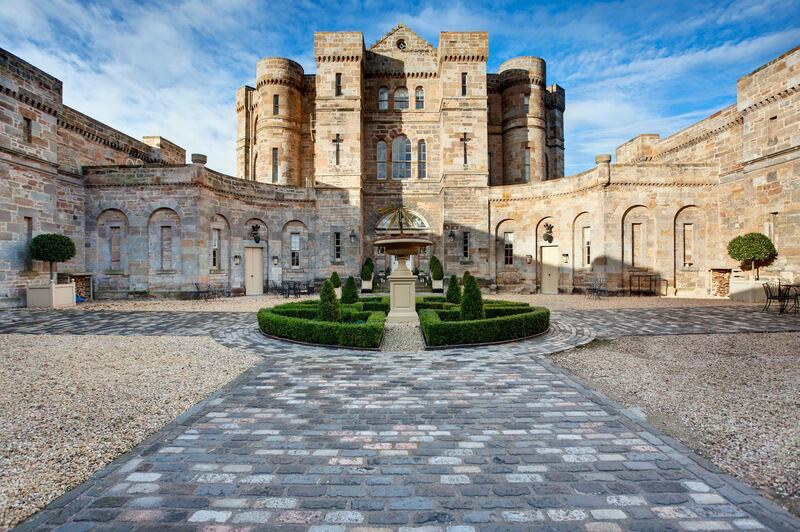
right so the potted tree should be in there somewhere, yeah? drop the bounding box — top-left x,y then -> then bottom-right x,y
330,271 -> 342,298
27,233 -> 77,308
430,255 -> 444,292
727,232 -> 777,303
360,258 -> 373,292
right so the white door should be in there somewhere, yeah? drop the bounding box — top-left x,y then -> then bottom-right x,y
540,246 -> 559,294
245,247 -> 264,295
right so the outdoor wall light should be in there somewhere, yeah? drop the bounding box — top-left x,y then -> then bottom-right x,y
562,253 -> 569,263
272,256 -> 279,266
448,229 -> 456,242
349,230 -> 357,243
526,254 -> 533,264
233,255 -> 241,266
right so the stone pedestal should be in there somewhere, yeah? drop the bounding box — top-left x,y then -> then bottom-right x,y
387,255 -> 418,324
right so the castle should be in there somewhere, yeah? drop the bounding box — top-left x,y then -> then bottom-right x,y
1,25 -> 798,307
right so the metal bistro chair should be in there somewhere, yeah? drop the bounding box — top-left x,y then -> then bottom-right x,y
193,282 -> 210,301
763,283 -> 795,313
584,274 -> 596,299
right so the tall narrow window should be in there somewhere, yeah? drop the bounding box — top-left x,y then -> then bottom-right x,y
504,232 -> 514,266
377,141 -> 387,180
110,226 -> 121,270
462,232 -> 470,260
768,115 -> 778,144
461,73 -> 467,96
378,86 -> 389,110
332,133 -> 343,166
211,228 -> 221,269
273,94 -> 279,115
392,135 -> 411,179
523,94 -> 530,114
333,231 -> 342,261
24,216 -> 33,270
335,73 -> 342,96
582,227 -> 591,268
394,87 -> 409,110
23,117 -> 32,143
415,86 -> 424,109
524,147 -> 531,182
417,140 -> 427,179
631,222 -> 642,268
160,226 -> 172,270
488,151 -> 493,182
290,233 -> 300,267
272,147 -> 279,183
545,154 -> 549,180
683,223 -> 694,267
252,154 -> 258,181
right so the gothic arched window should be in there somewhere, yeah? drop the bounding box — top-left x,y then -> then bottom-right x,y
392,135 -> 411,179
378,86 -> 389,111
394,87 -> 409,110
417,140 -> 427,178
415,87 -> 424,110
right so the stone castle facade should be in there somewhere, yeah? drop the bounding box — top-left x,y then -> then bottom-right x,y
1,25 -> 798,307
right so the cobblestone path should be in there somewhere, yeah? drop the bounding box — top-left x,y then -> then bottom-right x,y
9,305 -> 800,531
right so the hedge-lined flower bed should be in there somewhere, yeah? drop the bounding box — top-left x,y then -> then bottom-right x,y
258,301 -> 385,349
419,304 -> 550,347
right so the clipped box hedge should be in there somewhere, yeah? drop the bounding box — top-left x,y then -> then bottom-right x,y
258,302 -> 385,348
419,306 -> 550,347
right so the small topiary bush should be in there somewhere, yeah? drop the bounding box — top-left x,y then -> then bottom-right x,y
342,276 -> 359,304
460,272 -> 484,320
360,259 -> 373,281
259,302 -> 385,348
30,233 -> 76,280
727,232 -> 777,279
330,271 -> 341,288
430,255 -> 444,281
446,274 -> 461,304
318,279 -> 340,322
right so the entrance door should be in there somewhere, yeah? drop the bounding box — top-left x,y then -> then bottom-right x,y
244,247 -> 264,295
540,246 -> 559,294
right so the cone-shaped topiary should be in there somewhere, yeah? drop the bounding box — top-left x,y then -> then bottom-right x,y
342,276 -> 359,304
460,273 -> 484,321
462,270 -> 472,285
361,259 -> 373,281
318,279 -> 341,322
330,271 -> 341,288
446,274 -> 461,304
364,256 -> 374,272
430,255 -> 443,280
30,233 -> 76,281
727,233 -> 777,280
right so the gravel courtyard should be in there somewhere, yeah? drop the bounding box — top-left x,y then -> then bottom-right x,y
549,332 -> 800,515
0,334 -> 260,529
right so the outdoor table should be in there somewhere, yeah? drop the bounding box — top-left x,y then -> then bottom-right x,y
780,284 -> 800,314
629,273 -> 659,296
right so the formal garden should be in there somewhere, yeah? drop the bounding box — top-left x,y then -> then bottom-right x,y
257,268 -> 550,349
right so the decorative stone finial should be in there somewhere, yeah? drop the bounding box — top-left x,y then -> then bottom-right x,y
191,153 -> 207,165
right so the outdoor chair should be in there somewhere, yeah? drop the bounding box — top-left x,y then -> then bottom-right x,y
305,281 -> 315,295
763,283 -> 795,313
192,282 -> 211,301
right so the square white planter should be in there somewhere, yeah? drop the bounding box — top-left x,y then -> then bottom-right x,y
361,279 -> 372,292
27,281 -> 76,308
432,279 -> 444,292
335,287 -> 342,299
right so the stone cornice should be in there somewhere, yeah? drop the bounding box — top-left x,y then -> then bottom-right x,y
0,83 -> 59,116
440,54 -> 487,63
315,55 -> 362,63
739,82 -> 800,114
644,115 -> 744,163
366,71 -> 438,79
58,118 -> 160,163
255,77 -> 303,91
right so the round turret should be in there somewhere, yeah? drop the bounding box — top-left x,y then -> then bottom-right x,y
253,58 -> 304,185
499,57 -> 547,184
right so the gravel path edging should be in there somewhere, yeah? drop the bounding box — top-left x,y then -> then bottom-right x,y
14,360 -> 270,532
537,354 -> 800,531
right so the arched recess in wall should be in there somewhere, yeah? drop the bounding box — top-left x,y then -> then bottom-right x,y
148,208 -> 181,273
209,214 -> 231,275
572,211 -> 592,288
495,218 -> 518,284
96,208 -> 129,273
282,220 -> 311,279
621,205 -> 654,273
673,205 -> 703,295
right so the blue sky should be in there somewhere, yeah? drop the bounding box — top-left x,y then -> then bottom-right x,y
1,0 -> 798,175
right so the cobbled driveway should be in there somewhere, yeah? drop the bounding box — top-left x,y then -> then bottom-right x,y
7,305 -> 800,531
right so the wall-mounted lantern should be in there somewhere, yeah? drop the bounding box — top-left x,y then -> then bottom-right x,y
272,256 -> 279,266
448,229 -> 456,243
233,255 -> 241,266
526,254 -> 533,264
349,229 -> 357,243
562,253 -> 569,264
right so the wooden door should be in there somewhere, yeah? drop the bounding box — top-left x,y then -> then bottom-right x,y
245,247 -> 264,295
540,245 -> 559,294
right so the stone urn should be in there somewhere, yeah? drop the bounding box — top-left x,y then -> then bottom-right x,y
373,235 -> 432,324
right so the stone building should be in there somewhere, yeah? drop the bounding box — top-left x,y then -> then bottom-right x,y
0,26 -> 798,307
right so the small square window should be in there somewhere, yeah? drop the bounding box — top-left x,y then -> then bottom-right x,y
461,73 -> 467,96
335,73 -> 342,96
23,117 -> 32,143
